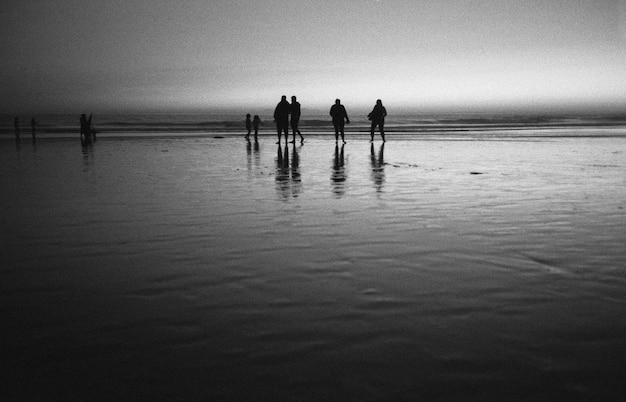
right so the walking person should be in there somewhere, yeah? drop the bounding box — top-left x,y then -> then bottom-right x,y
252,115 -> 261,142
368,99 -> 387,142
330,99 -> 350,143
245,114 -> 252,140
290,96 -> 304,143
80,113 -> 92,145
274,95 -> 290,145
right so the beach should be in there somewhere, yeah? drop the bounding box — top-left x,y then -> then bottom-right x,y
1,130 -> 625,400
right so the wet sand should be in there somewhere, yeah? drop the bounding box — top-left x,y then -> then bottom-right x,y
1,135 -> 625,400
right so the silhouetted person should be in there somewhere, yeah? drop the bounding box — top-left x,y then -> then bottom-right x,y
245,114 -> 252,140
80,114 -> 88,142
14,117 -> 20,139
30,117 -> 36,140
368,99 -> 387,142
330,99 -> 349,143
80,113 -> 92,145
252,115 -> 261,142
370,143 -> 385,192
274,95 -> 290,144
290,96 -> 304,143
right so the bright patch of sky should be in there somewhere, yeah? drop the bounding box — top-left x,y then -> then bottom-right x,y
1,0 -> 625,113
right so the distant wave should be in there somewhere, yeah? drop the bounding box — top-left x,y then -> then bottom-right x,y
2,113 -> 626,138
102,120 -> 244,130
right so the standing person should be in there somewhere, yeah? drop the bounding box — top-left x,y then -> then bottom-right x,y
290,96 -> 304,144
252,115 -> 261,142
14,117 -> 20,139
30,117 -> 36,140
368,99 -> 387,142
80,113 -> 92,144
245,114 -> 252,140
274,95 -> 290,145
330,99 -> 350,143
80,114 -> 88,142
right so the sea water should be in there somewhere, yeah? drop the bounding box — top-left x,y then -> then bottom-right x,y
2,111 -> 626,137
1,129 -> 625,400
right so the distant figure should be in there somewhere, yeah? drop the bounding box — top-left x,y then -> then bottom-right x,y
245,114 -> 252,140
14,117 -> 20,139
80,113 -> 92,145
80,114 -> 88,142
330,99 -> 350,143
252,115 -> 261,142
30,117 -> 36,140
368,99 -> 387,142
274,95 -> 291,144
80,114 -> 87,137
290,96 -> 304,143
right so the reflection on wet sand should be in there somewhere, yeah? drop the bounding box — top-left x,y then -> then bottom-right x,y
370,143 -> 385,192
331,144 -> 346,198
2,136 -> 625,401
291,143 -> 301,198
81,141 -> 94,170
246,140 -> 261,178
275,144 -> 302,200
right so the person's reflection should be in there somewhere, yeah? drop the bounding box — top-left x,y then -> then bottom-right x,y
275,144 -> 290,200
370,143 -> 385,193
246,138 -> 262,178
246,139 -> 253,177
291,143 -> 302,198
331,144 -> 346,197
253,140 -> 261,171
81,141 -> 94,170
275,144 -> 304,200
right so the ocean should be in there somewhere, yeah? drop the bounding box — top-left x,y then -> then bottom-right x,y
1,113 -> 625,400
3,111 -> 626,139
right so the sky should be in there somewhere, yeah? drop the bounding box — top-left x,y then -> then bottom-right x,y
2,0 -> 626,113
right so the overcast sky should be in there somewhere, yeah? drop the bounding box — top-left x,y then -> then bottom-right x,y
2,0 -> 626,113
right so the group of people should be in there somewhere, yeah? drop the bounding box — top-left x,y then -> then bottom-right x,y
245,114 -> 262,142
273,95 -> 305,144
331,98 -> 387,143
13,117 -> 37,141
249,96 -> 388,144
13,115 -> 95,144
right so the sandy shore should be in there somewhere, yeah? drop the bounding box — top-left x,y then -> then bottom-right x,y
1,135 -> 625,400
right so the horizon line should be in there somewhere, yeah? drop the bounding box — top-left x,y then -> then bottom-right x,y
3,100 -> 626,116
